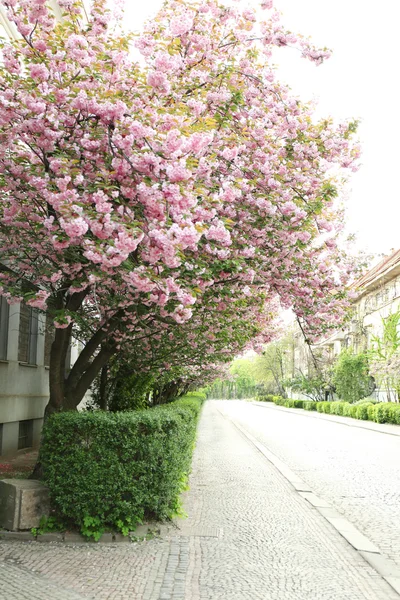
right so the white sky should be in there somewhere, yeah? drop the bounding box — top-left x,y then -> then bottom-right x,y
123,0 -> 400,257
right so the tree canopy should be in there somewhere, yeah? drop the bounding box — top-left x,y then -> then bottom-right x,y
0,0 -> 359,412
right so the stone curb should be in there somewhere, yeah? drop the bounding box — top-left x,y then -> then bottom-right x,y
252,401 -> 400,437
224,411 -> 400,599
0,523 -> 162,544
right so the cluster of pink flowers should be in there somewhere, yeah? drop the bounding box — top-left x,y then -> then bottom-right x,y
0,0 -> 361,401
169,14 -> 194,37
26,290 -> 50,310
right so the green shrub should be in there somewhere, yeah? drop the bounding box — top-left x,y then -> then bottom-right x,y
350,404 -> 358,418
340,402 -> 351,416
355,402 -> 373,420
271,387 -> 400,427
371,403 -> 400,424
255,394 -> 274,402
367,404 -> 376,421
272,395 -> 286,406
290,399 -> 303,408
329,401 -> 343,415
41,394 -> 204,539
353,398 -> 379,405
316,402 -> 332,414
303,401 -> 317,411
390,404 -> 400,424
322,402 -> 332,414
373,403 -> 392,423
333,350 -> 372,404
342,403 -> 353,417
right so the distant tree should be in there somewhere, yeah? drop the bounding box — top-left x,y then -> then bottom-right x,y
254,333 -> 297,397
286,372 -> 328,402
333,350 -> 372,403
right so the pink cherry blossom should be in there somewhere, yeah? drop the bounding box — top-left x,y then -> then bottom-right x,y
26,290 -> 50,310
0,0 -> 361,414
29,63 -> 49,81
170,14 -> 194,37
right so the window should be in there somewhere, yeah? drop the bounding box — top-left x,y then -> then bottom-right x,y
18,303 -> 39,364
18,420 -> 33,450
0,295 -> 9,360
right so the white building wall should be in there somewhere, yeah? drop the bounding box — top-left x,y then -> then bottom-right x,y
0,304 -> 49,455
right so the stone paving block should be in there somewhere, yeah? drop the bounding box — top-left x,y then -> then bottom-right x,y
299,491 -> 331,508
385,577 -> 400,595
317,506 -> 343,519
98,533 -> 114,544
130,524 -> 150,537
0,479 -> 50,531
360,551 -> 400,577
0,530 -> 35,542
290,480 -> 312,492
37,533 -> 64,543
63,532 -> 87,544
326,516 -> 362,534
112,533 -> 131,543
339,530 -> 381,553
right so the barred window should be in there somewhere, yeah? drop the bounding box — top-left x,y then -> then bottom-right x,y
18,303 -> 38,364
0,295 -> 9,360
18,420 -> 33,450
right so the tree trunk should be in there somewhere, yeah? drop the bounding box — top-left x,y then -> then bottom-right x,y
32,308 -> 116,479
99,365 -> 108,411
46,324 -> 72,418
64,345 -> 116,410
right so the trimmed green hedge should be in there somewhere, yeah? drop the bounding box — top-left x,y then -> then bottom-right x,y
258,394 -> 400,425
41,393 -> 204,539
255,394 -> 277,402
303,401 -> 317,411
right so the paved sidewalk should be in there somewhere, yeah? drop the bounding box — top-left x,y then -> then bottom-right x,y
0,560 -> 87,600
0,400 -> 398,599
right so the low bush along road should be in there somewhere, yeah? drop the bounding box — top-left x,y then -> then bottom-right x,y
218,399 -> 400,571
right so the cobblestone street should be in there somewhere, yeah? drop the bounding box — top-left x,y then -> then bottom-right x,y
221,400 -> 400,571
0,400 -> 399,599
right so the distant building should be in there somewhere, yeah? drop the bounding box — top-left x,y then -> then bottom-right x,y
291,249 -> 400,402
350,250 -> 400,353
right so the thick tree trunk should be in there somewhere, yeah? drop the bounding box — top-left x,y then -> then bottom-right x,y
46,324 -> 72,416
45,288 -> 89,415
32,300 -> 117,479
64,345 -> 116,410
99,365 -> 108,410
152,380 -> 181,405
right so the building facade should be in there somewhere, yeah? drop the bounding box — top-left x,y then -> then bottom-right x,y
0,300 -> 82,455
290,249 -> 400,402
